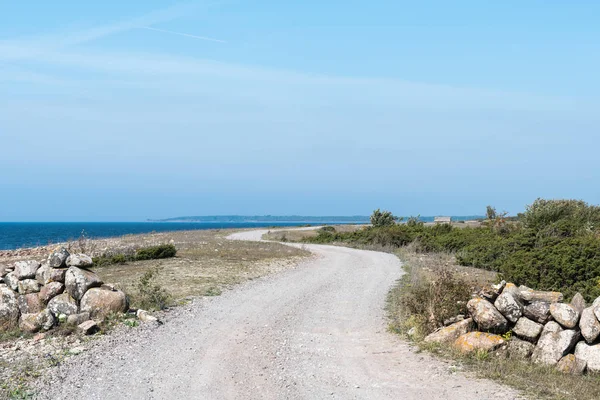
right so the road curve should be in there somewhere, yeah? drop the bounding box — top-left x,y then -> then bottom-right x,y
37,229 -> 519,399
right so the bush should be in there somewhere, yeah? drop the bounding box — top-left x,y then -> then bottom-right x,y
131,267 -> 171,311
370,209 -> 398,227
135,244 -> 177,260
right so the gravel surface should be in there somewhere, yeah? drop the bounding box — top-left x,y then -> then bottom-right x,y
33,229 -> 520,399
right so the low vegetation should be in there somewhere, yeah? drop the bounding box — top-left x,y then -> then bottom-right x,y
92,244 -> 177,266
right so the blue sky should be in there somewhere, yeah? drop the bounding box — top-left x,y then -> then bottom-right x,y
1,1 -> 599,221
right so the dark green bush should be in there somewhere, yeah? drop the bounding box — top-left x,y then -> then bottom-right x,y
135,244 -> 177,260
370,209 -> 398,227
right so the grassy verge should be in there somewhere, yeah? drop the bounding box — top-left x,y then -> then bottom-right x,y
390,247 -> 600,400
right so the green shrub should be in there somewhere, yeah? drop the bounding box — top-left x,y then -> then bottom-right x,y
370,209 -> 398,227
135,244 -> 177,260
131,267 -> 171,311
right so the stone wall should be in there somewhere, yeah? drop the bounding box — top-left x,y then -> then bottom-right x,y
425,281 -> 600,375
0,247 -> 128,334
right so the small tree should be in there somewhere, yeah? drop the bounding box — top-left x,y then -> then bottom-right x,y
370,209 -> 398,227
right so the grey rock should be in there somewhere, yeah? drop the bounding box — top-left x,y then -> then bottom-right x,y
36,308 -> 56,331
556,354 -> 586,375
580,306 -> 600,343
506,337 -> 535,359
494,292 -> 523,323
512,317 -> 543,342
18,279 -> 41,294
443,314 -> 465,326
0,285 -> 20,331
467,298 -> 508,333
66,312 -> 91,326
66,254 -> 94,268
550,303 -> 580,329
523,301 -> 551,324
39,282 -> 65,304
47,293 -> 79,317
14,260 -> 41,280
3,272 -> 19,291
519,285 -> 563,303
35,264 -> 50,284
17,293 -> 43,314
532,323 -> 579,365
80,287 -> 128,320
78,320 -> 100,335
571,292 -> 586,314
575,341 -> 600,372
65,267 -> 103,301
48,247 -> 70,268
19,313 -> 41,333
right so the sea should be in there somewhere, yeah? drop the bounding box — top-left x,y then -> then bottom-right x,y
0,216 -> 483,251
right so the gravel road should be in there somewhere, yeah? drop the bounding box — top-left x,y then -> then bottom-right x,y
35,229 -> 520,399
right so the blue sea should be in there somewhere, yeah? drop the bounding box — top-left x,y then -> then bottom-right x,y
0,222 -> 330,251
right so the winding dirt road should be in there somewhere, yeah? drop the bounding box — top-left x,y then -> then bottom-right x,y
37,229 -> 519,399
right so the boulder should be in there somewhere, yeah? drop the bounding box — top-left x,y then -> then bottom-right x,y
80,287 -> 128,320
17,293 -> 43,314
523,301 -> 551,324
3,272 -> 19,291
519,286 -> 563,303
443,315 -> 465,326
512,317 -> 543,342
503,282 -> 520,297
550,303 -> 580,329
47,267 -> 68,284
505,338 -> 535,359
0,286 -> 20,331
137,309 -> 159,323
39,282 -> 65,304
13,260 -> 41,280
48,247 -> 70,268
556,354 -> 586,375
47,293 -> 79,316
494,292 -> 523,323
18,279 -> 41,294
454,332 -> 505,353
78,320 -> 100,335
575,342 -> 600,372
424,318 -> 473,344
532,322 -> 579,365
467,298 -> 508,333
580,306 -> 600,343
66,254 -> 93,268
571,292 -> 586,314
35,264 -> 50,284
36,308 -> 56,331
19,313 -> 41,333
66,312 -> 91,326
593,296 -> 600,308
479,281 -> 505,302
65,267 -> 103,301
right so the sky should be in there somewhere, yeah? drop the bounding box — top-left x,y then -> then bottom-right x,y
1,1 -> 599,221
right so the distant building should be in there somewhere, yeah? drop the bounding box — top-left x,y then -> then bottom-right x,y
434,216 -> 452,224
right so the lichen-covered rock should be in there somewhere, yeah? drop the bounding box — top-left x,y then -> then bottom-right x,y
0,285 -> 19,331
424,318 -> 473,344
19,313 -> 41,333
66,254 -> 93,268
3,272 -> 19,291
14,260 -> 41,280
512,317 -> 543,342
494,292 -> 523,323
571,292 -> 586,314
17,293 -> 43,314
479,281 -> 505,302
519,286 -> 563,303
80,287 -> 128,319
580,306 -> 600,343
47,293 -> 79,316
556,354 -> 586,375
550,303 -> 580,329
39,282 -> 65,304
66,312 -> 91,326
36,308 -> 56,331
18,279 -> 41,295
35,264 -> 50,284
78,320 -> 100,335
575,341 -> 600,372
454,332 -> 505,353
65,267 -> 103,301
532,322 -> 579,365
48,247 -> 70,268
467,298 -> 508,333
503,282 -> 520,297
47,267 -> 68,284
506,337 -> 535,359
523,301 -> 551,324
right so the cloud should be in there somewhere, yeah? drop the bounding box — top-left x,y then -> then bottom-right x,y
142,27 -> 225,43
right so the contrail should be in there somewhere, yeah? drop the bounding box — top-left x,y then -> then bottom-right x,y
142,26 -> 226,43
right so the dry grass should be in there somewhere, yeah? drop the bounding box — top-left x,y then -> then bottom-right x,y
393,246 -> 600,400
262,225 -> 363,242
93,229 -> 310,301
